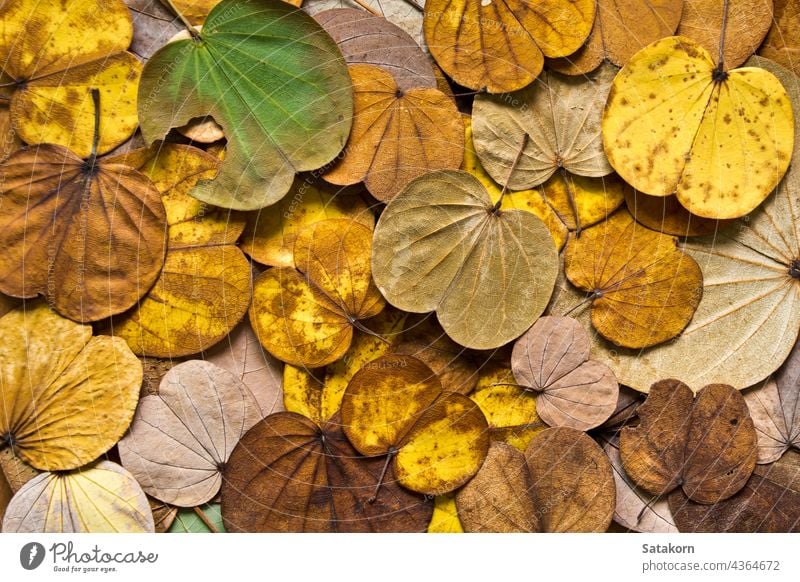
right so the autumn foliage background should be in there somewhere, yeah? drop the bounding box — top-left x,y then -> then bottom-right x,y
0,0 -> 799,533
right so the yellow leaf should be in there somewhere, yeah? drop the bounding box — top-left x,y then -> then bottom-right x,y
427,494 -> 463,533
0,303 -> 141,471
241,177 -> 374,268
563,209 -> 703,348
603,36 -> 794,219
342,355 -> 489,495
423,0 -> 596,93
0,0 -> 140,156
2,461 -> 154,532
112,144 -> 251,358
250,219 -> 384,368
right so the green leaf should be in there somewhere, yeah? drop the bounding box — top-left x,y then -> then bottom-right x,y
137,0 -> 353,210
168,504 -> 225,533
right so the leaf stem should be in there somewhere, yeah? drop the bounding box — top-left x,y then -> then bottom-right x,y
193,506 -> 220,533
368,449 -> 396,503
86,88 -> 101,169
351,318 -> 390,345
489,381 -> 539,392
163,0 -> 201,40
714,0 -> 730,78
492,133 -> 530,213
350,0 -> 382,17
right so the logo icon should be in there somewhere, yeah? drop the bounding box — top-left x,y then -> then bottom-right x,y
20,542 -> 46,570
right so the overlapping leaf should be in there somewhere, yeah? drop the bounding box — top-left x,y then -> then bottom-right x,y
455,430 -> 615,532
119,361 -> 263,507
0,144 -> 166,322
603,37 -> 794,219
0,303 -> 141,471
0,0 -> 141,157
221,412 -> 433,532
250,218 -> 384,368
759,0 -> 800,76
372,170 -> 559,350
138,0 -> 353,210
511,316 -> 618,430
2,461 -> 154,533
423,0 -> 596,93
324,64 -> 463,202
621,380 -> 757,504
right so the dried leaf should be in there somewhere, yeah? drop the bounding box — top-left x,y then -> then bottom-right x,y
669,450 -> 800,532
305,0 -> 425,48
602,436 -> 678,533
456,430 -> 615,532
427,494 -> 463,533
473,64 -> 616,189
563,210 -> 703,348
125,0 -> 182,62
112,144 -> 252,358
372,170 -> 559,350
0,303 -> 141,471
203,321 -> 285,417
138,0 -> 353,210
423,0 -> 596,92
603,37 -> 793,219
324,64 -> 463,202
342,355 -> 489,495
550,58 -> 800,390
250,219 -> 384,367
625,188 -> 732,237
0,0 -> 141,156
119,360 -> 262,507
0,144 -> 167,322
759,0 -> 800,76
677,0 -> 772,68
241,177 -> 374,268
221,412 -> 433,532
621,380 -> 757,503
2,461 -> 154,533
549,0 -> 684,74
316,8 -> 436,91
511,316 -> 618,430
744,335 -> 800,463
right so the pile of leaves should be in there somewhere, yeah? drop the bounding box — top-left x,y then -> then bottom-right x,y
1,0 -> 800,533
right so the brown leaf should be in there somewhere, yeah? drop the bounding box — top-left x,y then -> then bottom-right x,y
315,8 -> 436,91
324,64 -> 463,202
669,450 -> 800,532
203,320 -> 285,417
759,0 -> 800,76
511,316 -> 619,431
119,360 -> 263,507
625,188 -> 733,237
621,380 -> 757,503
456,429 -> 615,532
0,145 -> 166,322
125,0 -> 182,61
221,412 -> 433,532
677,0 -> 773,68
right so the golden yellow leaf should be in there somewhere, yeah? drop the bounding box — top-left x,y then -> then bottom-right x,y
341,355 -> 489,495
241,177 -> 374,268
2,461 -> 154,532
563,210 -> 703,348
427,494 -> 464,533
603,36 -> 794,219
423,0 -> 596,93
0,303 -> 141,471
625,188 -> 733,236
324,64 -> 463,202
250,219 -> 384,367
112,144 -> 251,358
282,365 -> 326,426
0,0 -> 141,157
471,362 -> 545,451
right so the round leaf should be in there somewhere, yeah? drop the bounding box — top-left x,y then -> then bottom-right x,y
372,170 -> 559,350
0,303 -> 141,471
138,0 -> 353,210
603,36 -> 794,219
118,361 -> 263,507
2,461 -> 154,533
